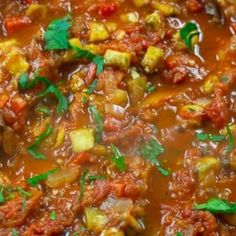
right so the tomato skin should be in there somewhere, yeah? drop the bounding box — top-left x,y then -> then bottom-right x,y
4,16 -> 31,34
68,152 -> 91,166
89,3 -> 118,18
10,95 -> 27,114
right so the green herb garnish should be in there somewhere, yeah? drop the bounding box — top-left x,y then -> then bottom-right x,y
141,138 -> 171,176
27,169 -> 59,186
0,188 -> 5,203
19,73 -> 68,113
50,210 -> 57,220
110,144 -> 127,172
194,198 -> 236,213
37,106 -> 51,116
70,44 -> 104,74
176,233 -> 183,236
44,15 -> 72,50
79,171 -> 106,200
79,171 -> 88,200
11,228 -> 19,236
225,125 -> 235,154
196,132 -> 225,142
146,83 -> 156,94
89,105 -> 104,142
86,79 -> 98,95
27,124 -> 53,159
180,22 -> 200,50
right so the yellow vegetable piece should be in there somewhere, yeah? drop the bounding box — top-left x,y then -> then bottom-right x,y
132,0 -> 150,7
128,77 -> 147,103
141,46 -> 164,72
89,22 -> 110,42
104,49 -> 131,71
145,12 -> 162,31
101,228 -> 125,236
0,39 -> 18,54
69,128 -> 95,153
195,157 -> 220,180
69,38 -> 82,48
4,49 -> 29,77
152,2 -> 176,16
203,75 -> 220,94
85,207 -> 108,233
120,12 -> 139,23
26,4 -> 47,19
109,89 -> 128,106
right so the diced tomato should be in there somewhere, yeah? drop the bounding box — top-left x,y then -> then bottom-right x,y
24,0 -> 33,3
10,95 -> 27,114
89,3 -> 118,18
186,0 -> 203,12
68,152 -> 91,166
104,116 -> 124,132
4,16 -> 31,34
0,93 -> 10,109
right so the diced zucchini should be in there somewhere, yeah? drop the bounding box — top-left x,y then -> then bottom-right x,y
141,46 -> 164,72
128,76 -> 147,103
202,75 -> 220,94
145,12 -> 162,31
46,168 -> 80,188
85,207 -> 108,233
152,2 -> 177,16
69,128 -> 95,153
101,228 -> 125,236
194,157 -> 220,180
26,4 -> 47,19
69,38 -> 82,48
105,22 -> 118,32
89,22 -> 110,42
84,44 -> 102,54
0,39 -> 18,54
114,30 -> 126,40
104,49 -> 131,70
120,12 -> 139,23
132,0 -> 150,7
109,89 -> 128,106
4,49 -> 29,76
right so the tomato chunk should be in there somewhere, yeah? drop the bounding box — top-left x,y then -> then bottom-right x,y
5,16 -> 31,34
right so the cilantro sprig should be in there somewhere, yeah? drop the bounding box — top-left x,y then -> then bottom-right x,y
110,144 -> 127,172
225,125 -> 235,154
180,21 -> 200,50
27,124 -> 53,159
19,72 -> 68,113
45,15 -> 72,50
27,169 -> 59,186
194,198 -> 236,213
70,44 -> 104,74
141,138 -> 171,176
196,132 -> 225,142
79,171 -> 106,200
89,105 -> 104,142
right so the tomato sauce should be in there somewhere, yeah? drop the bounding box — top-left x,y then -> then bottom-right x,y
1,0 -> 236,235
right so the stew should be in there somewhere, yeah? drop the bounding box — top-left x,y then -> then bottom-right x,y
0,0 -> 236,235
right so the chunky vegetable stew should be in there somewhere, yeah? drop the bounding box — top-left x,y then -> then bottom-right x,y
1,0 -> 236,235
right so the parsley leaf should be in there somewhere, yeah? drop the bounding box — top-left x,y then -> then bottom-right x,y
19,73 -> 68,113
27,169 -> 59,186
196,132 -> 225,142
0,188 -> 5,203
27,124 -> 53,159
45,15 -> 72,50
141,138 -> 171,176
50,210 -> 57,220
70,44 -> 104,74
176,233 -> 183,236
89,105 -> 104,142
87,175 -> 106,181
11,228 -> 19,236
194,198 -> 236,213
110,144 -> 127,172
146,83 -> 156,94
86,79 -> 98,95
37,106 -> 51,116
79,170 -> 88,200
180,21 -> 200,50
225,125 -> 235,154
